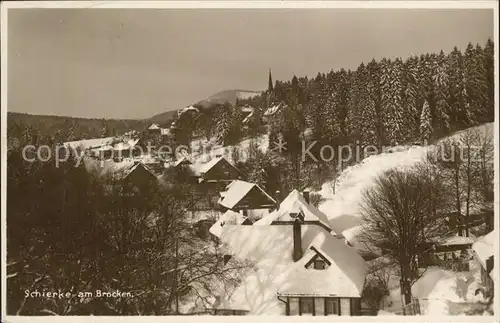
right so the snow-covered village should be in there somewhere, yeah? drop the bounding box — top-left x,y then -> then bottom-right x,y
3,4 -> 498,319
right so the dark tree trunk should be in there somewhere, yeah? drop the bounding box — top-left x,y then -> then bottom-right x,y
465,148 -> 471,237
454,167 -> 463,236
400,277 -> 413,306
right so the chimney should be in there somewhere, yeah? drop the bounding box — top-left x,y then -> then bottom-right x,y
303,191 -> 310,204
293,219 -> 302,262
486,256 -> 493,273
274,190 -> 281,209
484,212 -> 493,233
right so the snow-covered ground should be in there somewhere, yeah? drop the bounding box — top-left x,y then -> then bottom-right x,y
317,144 -> 429,248
379,259 -> 492,316
316,123 -> 494,251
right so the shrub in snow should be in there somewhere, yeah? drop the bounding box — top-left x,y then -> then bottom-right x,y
362,277 -> 390,311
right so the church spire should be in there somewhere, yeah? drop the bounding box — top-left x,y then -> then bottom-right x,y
268,68 -> 274,93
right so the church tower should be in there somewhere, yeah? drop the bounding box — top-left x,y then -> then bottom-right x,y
268,68 -> 274,93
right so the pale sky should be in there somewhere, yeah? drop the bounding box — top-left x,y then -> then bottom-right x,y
8,8 -> 494,119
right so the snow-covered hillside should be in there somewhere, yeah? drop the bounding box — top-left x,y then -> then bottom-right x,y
316,123 -> 494,249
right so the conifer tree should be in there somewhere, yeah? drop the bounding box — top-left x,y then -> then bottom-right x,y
402,56 -> 420,141
446,47 -> 468,129
214,104 -> 234,145
380,58 -> 405,145
420,100 -> 432,143
367,59 -> 384,147
483,39 -> 494,121
324,92 -> 342,140
464,43 -> 488,125
100,119 -> 109,138
432,50 -> 451,136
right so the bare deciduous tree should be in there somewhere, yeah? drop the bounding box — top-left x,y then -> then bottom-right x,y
359,163 -> 448,305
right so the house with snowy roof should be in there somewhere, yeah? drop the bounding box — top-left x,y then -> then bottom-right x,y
209,209 -> 253,239
191,156 -> 241,184
169,105 -> 200,131
254,190 -> 336,235
218,180 -> 277,214
111,138 -> 141,160
160,128 -> 171,137
471,231 -> 495,294
161,157 -> 243,210
147,123 -> 161,134
217,190 -> 367,316
178,105 -> 200,117
84,159 -> 158,196
262,102 -> 287,123
64,136 -> 116,152
174,156 -> 193,168
64,136 -> 141,160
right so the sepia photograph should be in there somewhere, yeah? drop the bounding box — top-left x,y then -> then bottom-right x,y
1,1 -> 498,321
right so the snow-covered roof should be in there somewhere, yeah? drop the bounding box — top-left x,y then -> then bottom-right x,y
199,157 -> 223,174
218,224 -> 367,313
240,105 -> 254,113
277,233 -> 367,297
218,180 -> 276,210
174,156 -> 192,167
242,110 -> 254,124
133,154 -> 159,165
113,139 -> 140,151
64,136 -> 115,150
178,105 -> 200,117
187,164 -> 203,177
254,190 -> 334,233
84,158 -> 155,181
209,210 -> 250,238
263,103 -> 285,117
148,123 -> 160,130
429,235 -> 476,246
94,144 -> 114,151
192,156 -> 238,176
472,231 -> 494,274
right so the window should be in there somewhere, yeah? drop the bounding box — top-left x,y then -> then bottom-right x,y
314,259 -> 326,270
300,297 -> 314,315
325,298 -> 339,315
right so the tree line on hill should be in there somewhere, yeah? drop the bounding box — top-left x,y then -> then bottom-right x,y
206,40 -> 494,149
182,39 -> 494,198
7,112 -> 149,147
